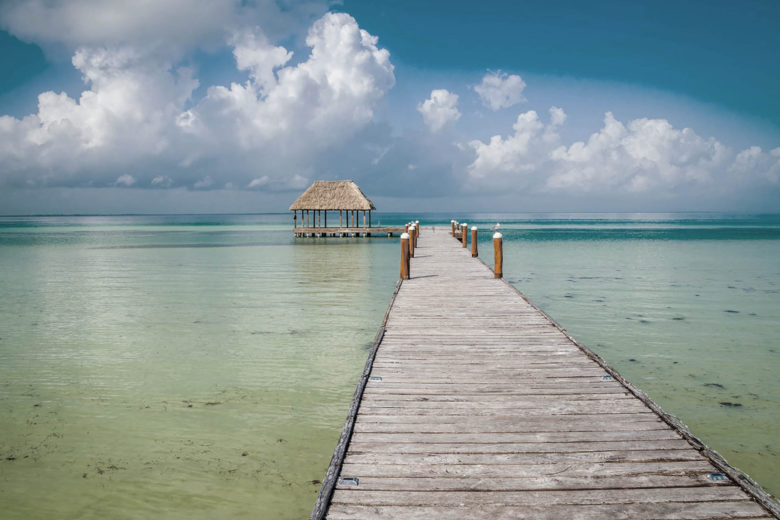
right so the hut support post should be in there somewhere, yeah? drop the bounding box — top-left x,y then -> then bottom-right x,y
340,211 -> 342,227
363,211 -> 366,228
325,211 -> 327,228
369,211 -> 372,228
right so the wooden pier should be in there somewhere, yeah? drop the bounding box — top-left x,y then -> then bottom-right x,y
294,226 -> 405,238
312,226 -> 780,519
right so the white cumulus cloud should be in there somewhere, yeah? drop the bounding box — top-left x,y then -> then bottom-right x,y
0,11 -> 395,191
0,0 -> 327,58
465,108 -> 779,201
474,71 -> 526,110
417,89 -> 461,132
114,174 -> 136,186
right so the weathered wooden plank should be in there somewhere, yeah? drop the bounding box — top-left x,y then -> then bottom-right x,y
361,393 -> 638,403
356,405 -> 652,416
352,417 -> 664,433
343,449 -> 706,466
347,429 -> 680,444
331,487 -> 749,506
332,474 -> 730,492
340,460 -> 715,478
345,439 -> 694,454
327,502 -> 769,520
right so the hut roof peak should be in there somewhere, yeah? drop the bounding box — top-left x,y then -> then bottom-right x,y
289,180 -> 376,211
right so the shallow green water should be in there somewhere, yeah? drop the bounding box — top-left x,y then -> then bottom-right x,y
1,213 -> 778,518
0,215 -> 398,519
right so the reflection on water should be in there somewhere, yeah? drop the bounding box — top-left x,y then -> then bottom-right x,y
0,215 -> 397,519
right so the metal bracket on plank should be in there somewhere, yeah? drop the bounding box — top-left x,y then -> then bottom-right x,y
707,472 -> 729,482
339,477 -> 359,487
369,376 -> 382,382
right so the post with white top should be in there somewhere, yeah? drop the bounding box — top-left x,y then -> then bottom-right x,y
493,232 -> 503,279
461,223 -> 468,248
409,225 -> 416,258
451,220 -> 456,236
415,221 -> 420,236
400,233 -> 410,280
471,226 -> 478,257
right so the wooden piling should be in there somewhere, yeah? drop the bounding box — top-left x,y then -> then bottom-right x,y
409,225 -> 416,258
471,226 -> 478,257
493,231 -> 503,278
451,220 -> 456,236
461,223 -> 468,248
400,233 -> 410,280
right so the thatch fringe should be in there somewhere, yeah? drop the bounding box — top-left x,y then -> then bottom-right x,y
289,180 -> 376,211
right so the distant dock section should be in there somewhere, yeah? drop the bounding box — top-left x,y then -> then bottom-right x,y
294,226 -> 406,238
311,224 -> 780,519
290,180 -> 405,237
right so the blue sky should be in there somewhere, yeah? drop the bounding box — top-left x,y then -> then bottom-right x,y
0,0 -> 778,214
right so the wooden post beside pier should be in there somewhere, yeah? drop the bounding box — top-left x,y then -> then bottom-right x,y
461,223 -> 468,248
400,233 -> 410,280
409,225 -> 416,258
471,226 -> 478,257
493,231 -> 503,278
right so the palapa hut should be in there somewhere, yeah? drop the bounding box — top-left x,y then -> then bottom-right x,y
290,180 -> 400,237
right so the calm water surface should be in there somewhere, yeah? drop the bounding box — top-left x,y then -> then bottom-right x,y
1,213 -> 778,518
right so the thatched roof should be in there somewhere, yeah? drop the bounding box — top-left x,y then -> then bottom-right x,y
288,180 -> 376,211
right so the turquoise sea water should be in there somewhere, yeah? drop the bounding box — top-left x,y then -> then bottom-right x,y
1,213 -> 778,518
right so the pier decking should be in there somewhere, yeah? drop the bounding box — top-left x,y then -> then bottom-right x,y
313,226 -> 779,519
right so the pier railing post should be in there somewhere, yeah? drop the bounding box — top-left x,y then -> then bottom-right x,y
493,232 -> 503,279
461,223 -> 468,248
451,220 -> 455,236
471,226 -> 478,257
409,225 -> 416,258
400,233 -> 410,280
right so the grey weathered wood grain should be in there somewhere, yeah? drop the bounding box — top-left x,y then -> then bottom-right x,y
312,226 -> 779,519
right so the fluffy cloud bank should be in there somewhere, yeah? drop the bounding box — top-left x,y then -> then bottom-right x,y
467,108 -> 779,198
474,71 -> 526,110
0,0 -> 325,56
417,89 -> 461,132
0,2 -> 777,212
0,8 -> 393,190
